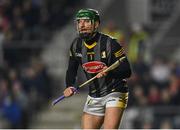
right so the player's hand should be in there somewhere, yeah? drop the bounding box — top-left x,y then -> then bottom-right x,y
63,87 -> 77,97
96,66 -> 108,78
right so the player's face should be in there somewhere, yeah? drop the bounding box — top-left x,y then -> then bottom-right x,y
77,19 -> 95,34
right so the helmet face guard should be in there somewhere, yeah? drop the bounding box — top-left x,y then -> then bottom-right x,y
75,9 -> 100,40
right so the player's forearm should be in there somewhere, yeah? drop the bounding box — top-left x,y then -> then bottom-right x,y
66,70 -> 77,87
109,58 -> 132,79
65,57 -> 79,87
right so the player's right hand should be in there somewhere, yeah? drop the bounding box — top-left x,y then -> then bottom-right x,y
96,66 -> 108,78
63,87 -> 76,97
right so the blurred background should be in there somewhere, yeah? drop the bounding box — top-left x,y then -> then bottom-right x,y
0,0 -> 179,129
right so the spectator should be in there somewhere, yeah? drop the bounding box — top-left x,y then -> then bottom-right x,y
160,119 -> 173,129
127,23 -> 148,64
11,81 -> 29,128
147,85 -> 161,105
102,20 -> 126,46
160,88 -> 172,106
130,85 -> 147,106
150,58 -> 171,88
11,18 -> 26,41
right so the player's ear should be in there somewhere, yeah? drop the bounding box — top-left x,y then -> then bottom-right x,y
94,21 -> 99,29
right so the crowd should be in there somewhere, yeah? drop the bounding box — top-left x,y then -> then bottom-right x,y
0,0 -> 48,42
128,56 -> 180,128
0,56 -> 52,128
0,0 -> 84,42
0,0 -> 84,128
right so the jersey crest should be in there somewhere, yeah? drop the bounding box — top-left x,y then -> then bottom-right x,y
101,51 -> 106,58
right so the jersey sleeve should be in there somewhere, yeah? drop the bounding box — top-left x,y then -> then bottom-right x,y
65,40 -> 79,87
109,39 -> 132,79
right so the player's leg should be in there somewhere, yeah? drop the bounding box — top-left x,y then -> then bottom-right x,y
82,95 -> 106,129
81,112 -> 104,129
103,107 -> 124,129
103,92 -> 128,129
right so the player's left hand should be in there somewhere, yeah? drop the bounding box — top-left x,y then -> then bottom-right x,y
96,66 -> 108,78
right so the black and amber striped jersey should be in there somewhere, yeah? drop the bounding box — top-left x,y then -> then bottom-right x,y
66,32 -> 131,97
